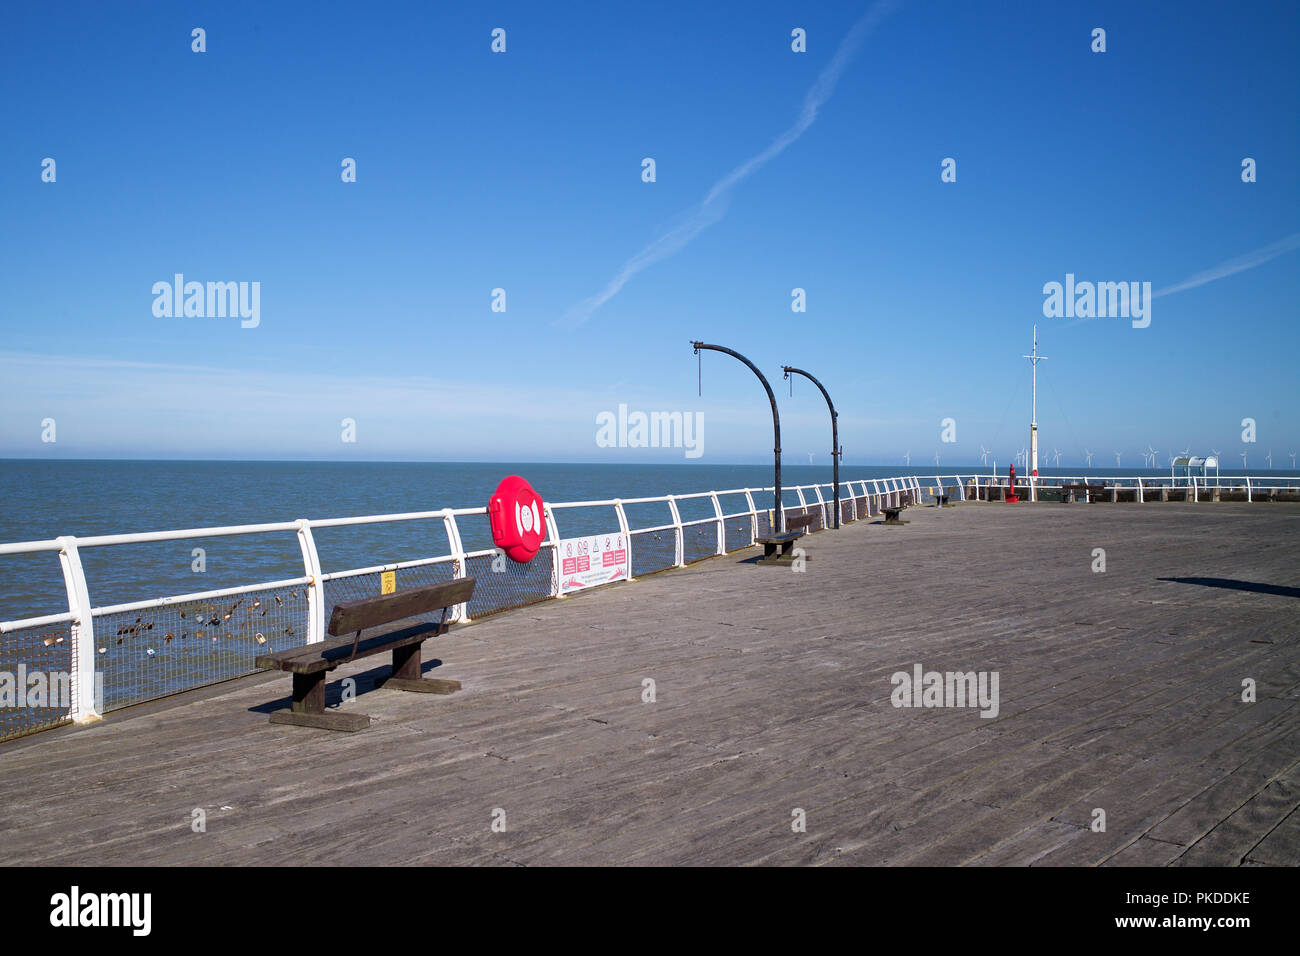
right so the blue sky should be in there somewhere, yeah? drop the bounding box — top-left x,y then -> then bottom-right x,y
1,0 -> 1297,467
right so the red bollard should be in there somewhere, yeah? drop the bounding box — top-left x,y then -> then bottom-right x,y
1006,464 -> 1020,503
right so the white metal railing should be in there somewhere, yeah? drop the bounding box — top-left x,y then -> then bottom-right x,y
918,473 -> 1300,506
0,478 -> 912,728
2,471 -> 1294,733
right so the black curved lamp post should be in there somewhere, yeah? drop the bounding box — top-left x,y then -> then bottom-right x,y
692,341 -> 783,533
781,366 -> 841,529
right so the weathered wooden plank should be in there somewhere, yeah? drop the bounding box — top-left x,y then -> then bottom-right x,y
1,503 -> 1296,866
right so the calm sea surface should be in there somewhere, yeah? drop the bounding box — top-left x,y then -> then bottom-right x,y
1,459 -> 1292,623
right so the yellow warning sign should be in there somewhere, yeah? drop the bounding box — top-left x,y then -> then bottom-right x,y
381,571 -> 396,594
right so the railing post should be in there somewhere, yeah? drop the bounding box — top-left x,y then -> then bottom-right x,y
666,495 -> 684,566
1137,477 -> 1144,504
708,492 -> 725,555
1246,476 -> 1252,503
544,505 -> 563,596
441,510 -> 472,619
295,520 -> 325,644
56,536 -> 99,724
613,499 -> 634,580
743,489 -> 758,544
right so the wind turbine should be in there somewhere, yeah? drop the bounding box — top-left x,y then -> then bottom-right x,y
1266,449 -> 1273,469
934,451 -> 941,466
980,445 -> 990,466
1241,449 -> 1248,470
1084,449 -> 1094,467
1050,448 -> 1061,466
1146,444 -> 1158,468
903,450 -> 911,466
1114,451 -> 1122,468
1290,451 -> 1297,469
808,452 -> 815,465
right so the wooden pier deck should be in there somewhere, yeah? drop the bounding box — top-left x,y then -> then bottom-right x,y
2,501 -> 1297,866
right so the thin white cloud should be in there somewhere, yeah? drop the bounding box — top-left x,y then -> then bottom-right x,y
1154,231 -> 1300,298
559,1 -> 899,328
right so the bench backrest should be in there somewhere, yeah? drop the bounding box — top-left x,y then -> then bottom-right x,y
787,514 -> 815,531
327,578 -> 477,636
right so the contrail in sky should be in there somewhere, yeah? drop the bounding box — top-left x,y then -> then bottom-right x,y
1154,231 -> 1300,298
1058,231 -> 1300,329
558,1 -> 898,328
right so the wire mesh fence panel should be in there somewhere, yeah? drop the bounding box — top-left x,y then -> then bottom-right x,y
463,549 -> 554,618
723,516 -> 754,553
681,521 -> 718,564
92,581 -> 310,712
0,622 -> 75,741
631,530 -> 676,576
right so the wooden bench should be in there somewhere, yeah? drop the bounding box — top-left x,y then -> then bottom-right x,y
755,513 -> 814,562
883,506 -> 908,525
1062,483 -> 1107,503
255,578 -> 475,732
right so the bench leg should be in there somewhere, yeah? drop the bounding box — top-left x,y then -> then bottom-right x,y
268,671 -> 371,732
757,537 -> 808,564
380,643 -> 461,695
292,670 -> 325,714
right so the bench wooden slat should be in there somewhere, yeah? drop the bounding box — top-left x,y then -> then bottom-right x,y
326,578 -> 475,636
256,621 -> 446,674
756,531 -> 803,545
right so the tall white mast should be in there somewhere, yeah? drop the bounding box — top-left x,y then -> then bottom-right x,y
1022,325 -> 1048,480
